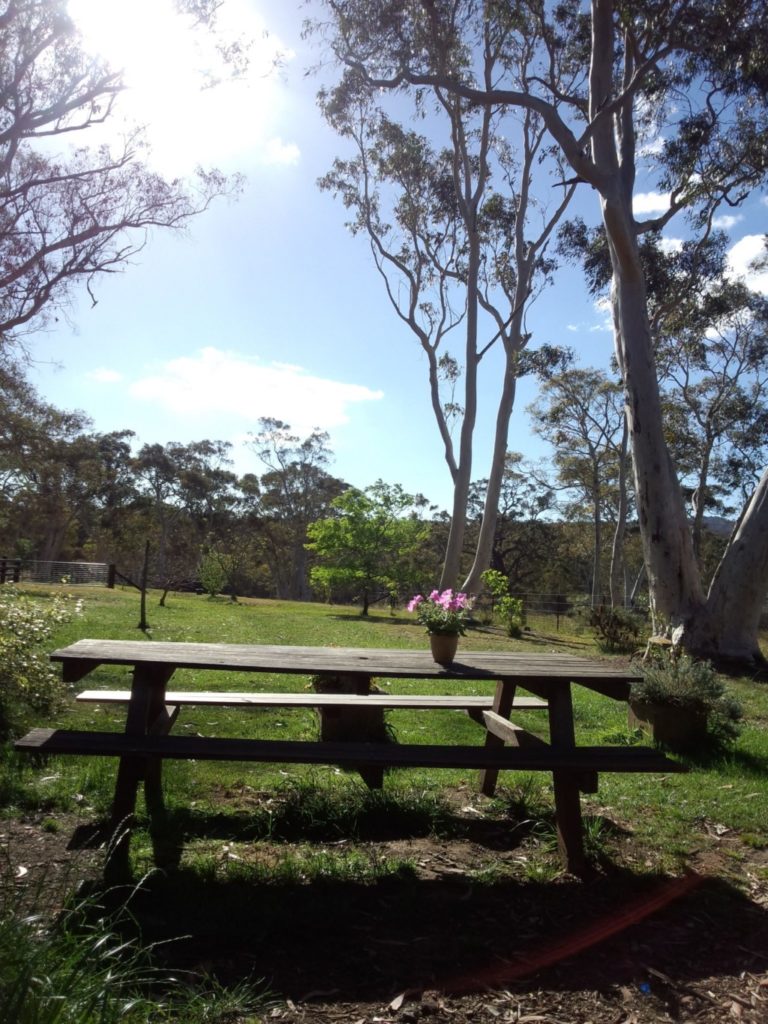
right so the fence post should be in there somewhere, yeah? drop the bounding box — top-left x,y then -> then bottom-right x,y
12,559 -> 20,583
107,564 -> 116,589
0,558 -> 5,584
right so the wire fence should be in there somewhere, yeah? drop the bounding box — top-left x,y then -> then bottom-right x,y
0,559 -> 115,587
474,591 -> 649,634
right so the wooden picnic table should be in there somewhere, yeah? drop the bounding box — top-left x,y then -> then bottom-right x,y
15,640 -> 684,879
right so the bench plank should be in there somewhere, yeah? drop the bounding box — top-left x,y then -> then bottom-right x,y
75,690 -> 547,710
15,728 -> 685,773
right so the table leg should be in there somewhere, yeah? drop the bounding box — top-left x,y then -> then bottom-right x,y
479,680 -> 517,797
106,665 -> 174,882
547,686 -> 586,876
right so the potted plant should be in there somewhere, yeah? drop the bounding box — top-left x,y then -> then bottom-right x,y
629,651 -> 743,752
407,589 -> 471,664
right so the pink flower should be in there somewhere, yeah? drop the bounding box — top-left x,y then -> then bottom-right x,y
407,595 -> 424,612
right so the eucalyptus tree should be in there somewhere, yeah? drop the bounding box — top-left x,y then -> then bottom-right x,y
560,225 -> 768,564
247,418 -> 346,599
528,368 -> 629,608
316,17 -> 577,592
314,0 -> 768,667
659,291 -> 768,554
132,440 -> 237,585
466,451 -> 555,592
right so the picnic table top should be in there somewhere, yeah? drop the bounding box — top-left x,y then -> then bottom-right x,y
52,639 -> 641,691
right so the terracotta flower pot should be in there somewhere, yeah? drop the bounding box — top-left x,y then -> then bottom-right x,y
429,632 -> 459,665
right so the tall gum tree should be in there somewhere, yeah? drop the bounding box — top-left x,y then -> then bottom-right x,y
315,13 -> 576,592
314,0 -> 768,669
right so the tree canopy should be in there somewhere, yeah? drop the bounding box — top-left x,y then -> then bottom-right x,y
0,0 -> 239,346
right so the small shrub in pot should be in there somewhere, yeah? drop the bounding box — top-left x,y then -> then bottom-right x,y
630,651 -> 743,751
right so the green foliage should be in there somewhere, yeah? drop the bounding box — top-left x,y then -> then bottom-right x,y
307,481 -> 431,613
197,549 -> 227,597
0,588 -> 82,740
480,569 -> 526,637
584,603 -> 646,653
633,651 -> 743,744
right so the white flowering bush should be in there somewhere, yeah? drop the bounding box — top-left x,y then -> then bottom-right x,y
0,588 -> 83,740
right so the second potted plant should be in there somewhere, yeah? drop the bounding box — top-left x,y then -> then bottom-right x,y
629,651 -> 743,752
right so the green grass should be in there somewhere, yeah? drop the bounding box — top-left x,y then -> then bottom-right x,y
3,583 -> 768,874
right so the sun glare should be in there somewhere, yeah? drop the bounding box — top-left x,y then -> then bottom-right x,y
67,0 -> 296,173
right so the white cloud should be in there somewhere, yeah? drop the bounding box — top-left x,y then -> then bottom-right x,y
263,137 -> 301,166
633,191 -> 671,216
659,237 -> 684,254
130,347 -> 384,434
712,214 -> 743,231
727,235 -> 768,295
638,135 -> 665,158
589,296 -> 613,332
86,367 -> 123,383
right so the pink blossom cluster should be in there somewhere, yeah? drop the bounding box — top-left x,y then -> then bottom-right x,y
407,589 -> 471,634
408,589 -> 469,612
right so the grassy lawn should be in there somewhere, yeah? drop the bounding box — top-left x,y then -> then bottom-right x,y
2,582 -> 767,879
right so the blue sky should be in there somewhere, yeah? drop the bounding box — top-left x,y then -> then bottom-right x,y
28,0 -> 768,511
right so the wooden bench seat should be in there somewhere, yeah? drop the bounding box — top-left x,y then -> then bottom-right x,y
75,689 -> 547,710
15,727 -> 684,774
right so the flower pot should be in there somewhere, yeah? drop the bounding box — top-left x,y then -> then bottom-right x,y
429,632 -> 459,666
628,699 -> 708,751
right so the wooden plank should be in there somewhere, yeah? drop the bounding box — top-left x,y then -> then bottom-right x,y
52,640 -> 640,691
546,685 -> 584,873
75,689 -> 547,710
13,729 -> 685,773
480,680 -> 517,797
480,710 -> 549,746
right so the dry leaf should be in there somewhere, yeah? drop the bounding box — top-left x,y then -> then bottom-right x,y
389,993 -> 406,1011
15,865 -> 28,878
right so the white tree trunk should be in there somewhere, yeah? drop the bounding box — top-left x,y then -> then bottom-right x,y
591,477 -> 602,608
602,195 -> 704,629
678,469 -> 768,666
609,416 -> 629,608
461,358 -> 517,595
439,236 -> 480,589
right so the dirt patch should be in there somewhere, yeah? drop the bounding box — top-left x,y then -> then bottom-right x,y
2,810 -> 768,1024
